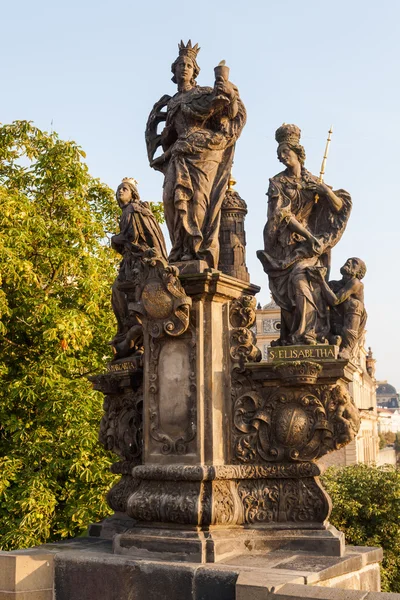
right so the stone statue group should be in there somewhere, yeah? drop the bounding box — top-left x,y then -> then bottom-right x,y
110,40 -> 366,362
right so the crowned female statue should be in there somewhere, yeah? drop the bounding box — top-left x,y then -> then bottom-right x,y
257,124 -> 352,346
146,40 -> 246,268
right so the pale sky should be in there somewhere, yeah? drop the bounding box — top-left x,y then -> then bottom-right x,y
1,0 -> 399,388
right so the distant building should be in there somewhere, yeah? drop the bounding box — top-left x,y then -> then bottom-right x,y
377,407 -> 400,434
376,382 -> 400,409
254,302 -> 379,467
254,298 -> 281,360
377,408 -> 394,434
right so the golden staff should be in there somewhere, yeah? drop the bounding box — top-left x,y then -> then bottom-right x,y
315,126 -> 333,202
318,126 -> 333,183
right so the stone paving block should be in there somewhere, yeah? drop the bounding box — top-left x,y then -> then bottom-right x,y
193,566 -> 238,600
0,593 -> 53,600
0,553 -> 53,592
54,553 -> 195,600
366,594 -> 400,599
236,571 -> 305,600
271,583 -> 369,599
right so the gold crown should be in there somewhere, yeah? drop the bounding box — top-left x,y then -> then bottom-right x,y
178,39 -> 200,61
122,177 -> 138,188
275,123 -> 301,145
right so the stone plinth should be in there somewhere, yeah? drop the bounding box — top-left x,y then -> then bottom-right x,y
140,271 -> 259,469
109,270 -> 361,562
10,540 -> 383,600
0,552 -> 53,599
90,356 -> 143,533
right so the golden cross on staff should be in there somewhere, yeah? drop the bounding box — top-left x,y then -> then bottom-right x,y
315,126 -> 333,202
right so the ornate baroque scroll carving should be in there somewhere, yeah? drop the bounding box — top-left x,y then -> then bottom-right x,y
229,295 -> 261,366
232,362 -> 360,465
134,252 -> 192,338
237,477 -> 329,524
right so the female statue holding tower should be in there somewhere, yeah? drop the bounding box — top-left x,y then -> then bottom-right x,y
257,124 -> 352,346
146,40 -> 246,268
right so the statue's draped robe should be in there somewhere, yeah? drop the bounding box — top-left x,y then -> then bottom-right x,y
160,86 -> 246,268
111,201 -> 167,341
258,170 -> 351,344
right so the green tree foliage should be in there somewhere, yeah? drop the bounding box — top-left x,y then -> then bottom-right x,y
322,464 -> 400,592
0,121 -> 159,549
379,431 -> 396,449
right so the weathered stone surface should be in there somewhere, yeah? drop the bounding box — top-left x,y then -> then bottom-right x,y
88,512 -> 137,539
114,525 -> 345,562
10,540 -> 384,599
55,553 -> 195,600
236,570 -> 304,599
270,584 -> 369,599
366,594 -> 400,599
0,592 -> 53,600
193,566 -> 238,600
0,553 -> 53,593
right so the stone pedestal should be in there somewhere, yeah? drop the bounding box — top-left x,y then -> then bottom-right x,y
89,356 -> 143,536
110,268 -> 360,562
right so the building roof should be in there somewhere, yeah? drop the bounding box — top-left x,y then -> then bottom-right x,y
262,298 -> 280,310
377,408 -> 394,417
377,383 -> 397,395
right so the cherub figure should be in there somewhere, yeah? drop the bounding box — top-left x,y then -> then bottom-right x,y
311,257 -> 367,359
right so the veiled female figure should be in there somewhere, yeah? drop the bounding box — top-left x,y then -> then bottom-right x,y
146,41 -> 246,268
111,178 -> 167,356
257,124 -> 351,345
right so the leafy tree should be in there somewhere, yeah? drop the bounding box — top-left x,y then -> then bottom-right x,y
0,121 -> 163,549
379,433 -> 388,449
322,464 -> 400,592
379,432 -> 396,449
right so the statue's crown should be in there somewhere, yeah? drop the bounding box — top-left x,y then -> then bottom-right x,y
275,123 -> 301,145
122,177 -> 138,188
178,39 -> 200,61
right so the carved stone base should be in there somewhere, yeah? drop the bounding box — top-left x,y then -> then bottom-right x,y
113,523 -> 344,562
125,463 -> 331,528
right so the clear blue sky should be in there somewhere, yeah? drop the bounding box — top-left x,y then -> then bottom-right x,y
2,0 -> 399,388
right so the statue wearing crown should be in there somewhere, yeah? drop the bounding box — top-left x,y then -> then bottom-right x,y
110,178 -> 168,358
257,124 -> 352,346
145,41 -> 246,269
